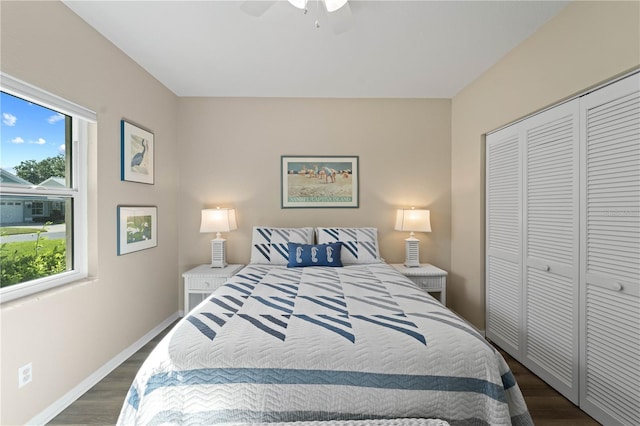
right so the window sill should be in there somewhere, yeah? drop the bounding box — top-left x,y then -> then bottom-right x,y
0,275 -> 98,309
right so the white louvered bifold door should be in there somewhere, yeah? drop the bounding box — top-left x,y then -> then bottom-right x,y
486,125 -> 522,358
523,100 -> 580,403
580,73 -> 640,426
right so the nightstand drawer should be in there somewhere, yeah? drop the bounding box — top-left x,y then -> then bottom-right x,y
409,275 -> 445,291
182,264 -> 244,314
390,263 -> 447,305
186,277 -> 226,291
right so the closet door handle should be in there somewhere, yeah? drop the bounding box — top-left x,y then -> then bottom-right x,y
593,281 -> 623,292
540,265 -> 550,272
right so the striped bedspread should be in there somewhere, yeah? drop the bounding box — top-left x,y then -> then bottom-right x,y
117,263 -> 532,425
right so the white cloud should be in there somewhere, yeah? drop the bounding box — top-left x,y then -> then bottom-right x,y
58,144 -> 66,153
3,112 -> 17,126
48,113 -> 65,124
31,138 -> 46,145
11,137 -> 24,144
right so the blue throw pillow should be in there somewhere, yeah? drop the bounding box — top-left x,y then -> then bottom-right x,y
287,242 -> 343,268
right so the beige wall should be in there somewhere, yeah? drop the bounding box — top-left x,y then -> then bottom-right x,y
450,1 -> 640,328
2,0 -> 639,423
0,2 -> 179,424
1,3 -> 452,421
177,98 -> 452,310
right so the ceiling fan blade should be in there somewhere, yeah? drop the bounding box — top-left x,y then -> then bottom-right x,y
324,0 -> 348,13
326,1 -> 354,35
241,1 -> 277,17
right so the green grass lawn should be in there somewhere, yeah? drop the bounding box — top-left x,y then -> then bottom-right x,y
1,238 -> 67,287
0,227 -> 47,236
1,238 -> 64,256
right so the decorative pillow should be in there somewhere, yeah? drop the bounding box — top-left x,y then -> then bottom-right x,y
250,227 -> 314,265
316,227 -> 382,264
287,242 -> 343,268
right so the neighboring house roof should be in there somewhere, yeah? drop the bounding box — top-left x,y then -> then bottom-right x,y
0,168 -> 34,186
39,177 -> 66,188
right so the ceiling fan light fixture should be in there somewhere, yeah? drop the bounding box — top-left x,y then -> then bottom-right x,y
287,0 -> 307,10
324,0 -> 348,12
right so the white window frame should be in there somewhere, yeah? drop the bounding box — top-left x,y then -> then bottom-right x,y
0,73 -> 95,303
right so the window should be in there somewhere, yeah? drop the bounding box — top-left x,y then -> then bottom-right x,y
31,201 -> 44,216
0,73 -> 95,303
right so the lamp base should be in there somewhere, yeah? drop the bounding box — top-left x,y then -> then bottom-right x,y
404,237 -> 420,268
210,238 -> 227,268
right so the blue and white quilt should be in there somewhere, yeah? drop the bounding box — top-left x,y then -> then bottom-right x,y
117,264 -> 532,426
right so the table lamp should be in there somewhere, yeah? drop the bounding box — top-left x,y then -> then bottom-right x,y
395,208 -> 431,267
200,207 -> 237,268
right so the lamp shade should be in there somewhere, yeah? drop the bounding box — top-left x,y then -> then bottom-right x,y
200,208 -> 237,234
395,209 -> 431,233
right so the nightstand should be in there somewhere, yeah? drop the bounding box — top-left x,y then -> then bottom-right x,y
390,263 -> 447,305
182,264 -> 244,314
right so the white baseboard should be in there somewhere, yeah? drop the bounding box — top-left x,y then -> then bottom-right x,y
27,312 -> 180,426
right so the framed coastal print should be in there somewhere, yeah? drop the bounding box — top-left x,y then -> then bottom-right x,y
121,120 -> 154,184
117,206 -> 158,255
281,156 -> 359,208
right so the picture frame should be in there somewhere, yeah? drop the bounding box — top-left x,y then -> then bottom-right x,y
117,206 -> 158,255
281,156 -> 359,208
121,120 -> 154,184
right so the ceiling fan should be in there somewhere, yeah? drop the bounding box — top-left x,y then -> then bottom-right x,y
241,0 -> 355,34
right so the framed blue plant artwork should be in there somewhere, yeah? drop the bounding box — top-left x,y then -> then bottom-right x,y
117,206 -> 158,255
121,120 -> 154,184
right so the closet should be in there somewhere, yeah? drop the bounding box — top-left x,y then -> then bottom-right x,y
486,72 -> 639,426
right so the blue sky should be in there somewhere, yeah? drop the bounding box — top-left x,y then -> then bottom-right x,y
0,91 -> 67,174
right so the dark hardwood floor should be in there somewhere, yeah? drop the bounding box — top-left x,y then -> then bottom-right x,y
48,322 -> 600,425
47,322 -> 175,426
497,348 -> 599,425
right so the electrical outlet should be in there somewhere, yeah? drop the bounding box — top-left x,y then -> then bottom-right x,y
18,363 -> 32,388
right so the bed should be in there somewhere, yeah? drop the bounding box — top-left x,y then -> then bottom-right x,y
117,227 -> 532,426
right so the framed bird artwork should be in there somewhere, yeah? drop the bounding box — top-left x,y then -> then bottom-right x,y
121,119 -> 154,184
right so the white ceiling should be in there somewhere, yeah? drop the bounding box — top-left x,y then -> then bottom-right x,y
62,0 -> 569,98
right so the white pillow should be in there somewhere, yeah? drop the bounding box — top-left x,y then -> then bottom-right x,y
316,227 -> 382,264
250,227 -> 314,265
